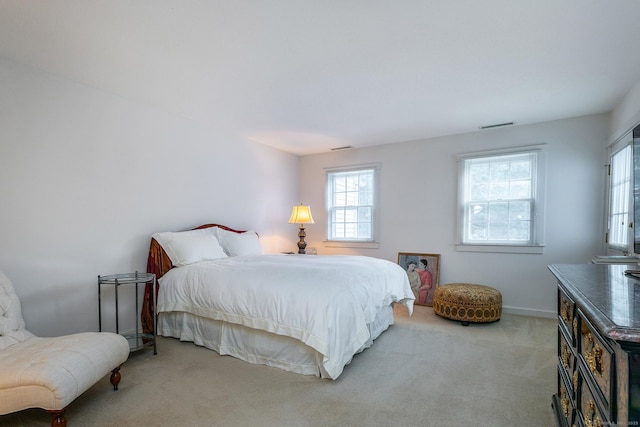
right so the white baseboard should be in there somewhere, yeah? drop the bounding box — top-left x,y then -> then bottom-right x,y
503,305 -> 556,319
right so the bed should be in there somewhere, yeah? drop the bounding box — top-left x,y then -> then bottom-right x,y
141,224 -> 414,379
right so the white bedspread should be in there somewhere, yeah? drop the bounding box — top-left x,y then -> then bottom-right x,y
157,254 -> 414,379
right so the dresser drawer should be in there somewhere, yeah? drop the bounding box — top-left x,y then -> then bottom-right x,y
578,366 -> 608,427
558,286 -> 577,344
558,365 -> 576,426
559,326 -> 578,398
578,311 -> 614,419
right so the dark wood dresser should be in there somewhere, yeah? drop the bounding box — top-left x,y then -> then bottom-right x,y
548,264 -> 640,427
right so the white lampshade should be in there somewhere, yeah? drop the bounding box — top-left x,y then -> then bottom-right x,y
288,205 -> 315,224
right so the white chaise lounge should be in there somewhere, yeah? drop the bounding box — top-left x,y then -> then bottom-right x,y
0,270 -> 130,426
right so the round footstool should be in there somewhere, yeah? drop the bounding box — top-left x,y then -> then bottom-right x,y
432,283 -> 502,326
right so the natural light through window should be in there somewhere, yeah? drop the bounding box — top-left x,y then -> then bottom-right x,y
458,146 -> 545,253
608,144 -> 631,249
326,167 -> 376,241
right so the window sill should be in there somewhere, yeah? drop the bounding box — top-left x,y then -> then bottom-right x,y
456,244 -> 544,254
324,241 -> 380,249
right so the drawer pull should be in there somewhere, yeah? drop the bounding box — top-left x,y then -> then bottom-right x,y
584,332 -> 603,377
561,340 -> 572,371
584,399 -> 604,427
560,383 -> 570,418
561,297 -> 572,323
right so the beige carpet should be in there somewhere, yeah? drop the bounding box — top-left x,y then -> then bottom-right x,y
2,305 -> 557,427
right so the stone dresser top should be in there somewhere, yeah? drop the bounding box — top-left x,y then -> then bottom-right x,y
548,263 -> 640,344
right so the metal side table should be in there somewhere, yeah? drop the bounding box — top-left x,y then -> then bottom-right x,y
98,271 -> 157,355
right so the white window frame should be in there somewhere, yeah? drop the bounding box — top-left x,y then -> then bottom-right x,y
456,145 -> 546,254
324,164 -> 380,248
605,137 -> 633,254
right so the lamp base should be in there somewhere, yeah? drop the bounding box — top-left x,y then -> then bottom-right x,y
297,226 -> 307,254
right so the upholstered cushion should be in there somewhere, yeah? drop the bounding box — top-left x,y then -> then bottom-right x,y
0,270 -> 34,351
433,283 -> 502,324
0,332 -> 130,414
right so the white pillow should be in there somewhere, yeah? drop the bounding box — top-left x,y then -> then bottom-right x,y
152,228 -> 227,266
215,228 -> 237,255
218,229 -> 263,256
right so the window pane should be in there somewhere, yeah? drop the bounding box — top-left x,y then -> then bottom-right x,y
488,223 -> 508,240
469,222 -> 487,240
345,223 -> 356,237
509,160 -> 531,180
344,208 -> 357,222
489,181 -> 509,199
461,150 -> 541,246
608,145 -> 631,248
360,189 -> 373,205
469,162 -> 489,178
359,173 -> 372,188
357,223 -> 370,237
610,213 -> 627,244
489,202 -> 508,223
346,176 -> 358,191
345,192 -> 357,206
490,161 -> 509,181
509,180 -> 531,199
327,168 -> 376,241
469,182 -> 488,200
509,220 -> 530,240
358,207 -> 371,222
509,201 -> 530,221
470,203 -> 487,222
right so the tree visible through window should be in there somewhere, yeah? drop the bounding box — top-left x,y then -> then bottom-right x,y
458,147 -> 545,249
326,168 -> 376,241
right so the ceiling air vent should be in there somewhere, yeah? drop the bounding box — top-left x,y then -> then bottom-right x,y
479,122 -> 515,130
330,146 -> 353,151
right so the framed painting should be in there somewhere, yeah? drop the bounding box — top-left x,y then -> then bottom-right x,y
397,252 -> 441,306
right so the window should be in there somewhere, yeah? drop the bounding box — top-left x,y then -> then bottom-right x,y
326,166 -> 377,242
607,143 -> 632,251
457,146 -> 545,253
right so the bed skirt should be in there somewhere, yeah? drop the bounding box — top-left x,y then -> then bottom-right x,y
157,304 -> 395,379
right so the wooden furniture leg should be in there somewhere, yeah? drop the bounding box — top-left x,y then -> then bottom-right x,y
43,367 -> 121,426
110,365 -> 122,391
48,409 -> 66,427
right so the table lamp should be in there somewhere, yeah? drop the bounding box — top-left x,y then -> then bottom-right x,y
288,204 -> 315,254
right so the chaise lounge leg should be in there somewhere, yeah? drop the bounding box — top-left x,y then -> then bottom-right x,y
110,365 -> 122,391
47,409 -> 66,427
45,368 -> 121,426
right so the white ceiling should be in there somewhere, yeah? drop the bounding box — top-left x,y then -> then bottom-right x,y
1,1 -> 640,156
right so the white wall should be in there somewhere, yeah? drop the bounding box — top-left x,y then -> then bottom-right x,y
0,58 -> 299,336
299,114 -> 609,317
609,78 -> 640,145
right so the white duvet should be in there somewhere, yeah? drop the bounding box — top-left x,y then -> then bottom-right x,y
157,254 -> 414,379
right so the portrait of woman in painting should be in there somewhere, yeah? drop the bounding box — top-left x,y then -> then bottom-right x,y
397,253 -> 441,306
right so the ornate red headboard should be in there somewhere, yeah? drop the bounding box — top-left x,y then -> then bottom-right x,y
141,224 -> 245,334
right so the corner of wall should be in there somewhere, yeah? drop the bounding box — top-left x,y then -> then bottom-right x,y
609,78 -> 640,145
